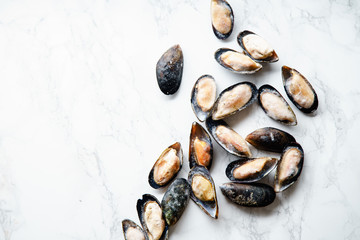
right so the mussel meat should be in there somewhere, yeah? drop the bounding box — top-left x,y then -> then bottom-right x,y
122,219 -> 148,240
189,122 -> 213,170
210,0 -> 234,40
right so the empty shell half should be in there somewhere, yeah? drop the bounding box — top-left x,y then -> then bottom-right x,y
258,84 -> 297,125
211,0 -> 234,40
237,30 -> 279,62
282,66 -> 318,113
191,75 -> 217,121
148,142 -> 183,189
211,81 -> 258,120
122,219 -> 148,240
274,142 -> 304,192
215,48 -> 262,74
189,122 -> 213,170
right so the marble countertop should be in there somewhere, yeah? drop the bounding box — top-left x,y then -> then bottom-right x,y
0,0 -> 359,239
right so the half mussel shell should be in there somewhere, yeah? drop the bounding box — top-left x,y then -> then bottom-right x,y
122,219 -> 148,240
258,84 -> 297,125
188,165 -> 218,219
189,122 -> 213,170
211,0 -> 234,40
148,142 -> 183,189
282,66 -> 318,113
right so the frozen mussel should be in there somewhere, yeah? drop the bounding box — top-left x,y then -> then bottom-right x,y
246,127 -> 296,153
188,165 -> 218,219
211,0 -> 234,40
237,30 -> 279,62
122,219 -> 148,240
206,118 -> 251,157
215,48 -> 262,74
189,122 -> 213,170
282,66 -> 318,113
148,142 -> 183,189
274,142 -> 304,192
191,75 -> 217,121
258,84 -> 297,125
226,157 -> 278,183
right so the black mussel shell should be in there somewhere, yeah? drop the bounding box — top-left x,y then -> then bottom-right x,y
211,0 -> 234,40
122,219 -> 148,240
189,122 -> 213,170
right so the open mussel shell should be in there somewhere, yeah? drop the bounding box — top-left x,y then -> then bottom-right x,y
237,30 -> 279,63
282,66 -> 318,113
189,122 -> 213,170
188,165 -> 218,219
246,127 -> 296,153
156,44 -> 183,95
225,157 -> 278,183
211,81 -> 257,120
161,178 -> 191,226
274,142 -> 304,192
214,48 -> 262,74
206,117 -> 251,157
148,142 -> 183,189
220,182 -> 276,207
191,75 -> 217,121
137,194 -> 169,240
258,84 -> 297,126
122,219 -> 148,240
211,0 -> 234,40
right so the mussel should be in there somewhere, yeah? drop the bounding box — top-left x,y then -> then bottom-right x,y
274,142 -> 304,192
245,127 -> 296,153
161,178 -> 191,226
191,75 -> 217,121
211,81 -> 257,120
225,157 -> 278,183
148,142 -> 183,189
258,84 -> 297,125
156,45 -> 183,95
282,66 -> 318,113
220,182 -> 276,207
237,30 -> 279,62
210,0 -> 234,40
189,122 -> 213,170
122,219 -> 148,240
188,165 -> 218,219
206,117 -> 251,157
137,194 -> 169,240
215,48 -> 262,74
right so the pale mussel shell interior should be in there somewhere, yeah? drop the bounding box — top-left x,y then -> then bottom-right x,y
245,127 -> 296,153
137,194 -> 169,240
237,30 -> 279,63
211,0 -> 234,40
191,75 -> 217,121
188,165 -> 218,219
211,81 -> 258,120
282,66 -> 318,113
274,142 -> 304,193
258,84 -> 297,126
214,48 -> 262,74
189,122 -> 213,170
206,117 -> 252,157
148,142 -> 183,189
122,219 -> 148,240
226,157 -> 278,183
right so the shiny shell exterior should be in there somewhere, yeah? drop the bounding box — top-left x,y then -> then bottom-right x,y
282,66 -> 318,113
211,81 -> 258,120
274,142 -> 304,192
122,219 -> 148,240
237,30 -> 279,62
214,48 -> 262,74
189,122 -> 213,170
220,182 -> 276,207
148,142 -> 183,189
225,157 -> 278,183
246,127 -> 296,153
161,178 -> 191,226
137,194 -> 169,240
258,84 -> 297,126
191,75 -> 217,121
156,45 -> 184,95
188,165 -> 218,219
211,0 -> 234,40
206,117 -> 252,157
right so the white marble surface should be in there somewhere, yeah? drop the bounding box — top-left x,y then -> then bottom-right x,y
0,0 -> 359,239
